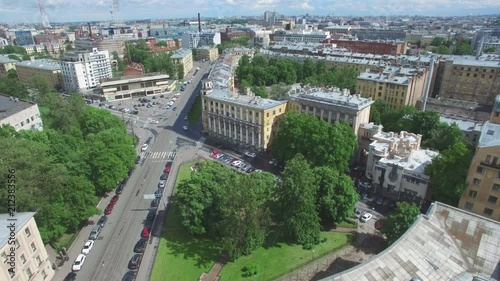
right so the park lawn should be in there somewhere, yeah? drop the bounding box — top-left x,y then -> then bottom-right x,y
219,231 -> 353,281
151,161 -> 218,281
187,95 -> 202,126
337,220 -> 358,228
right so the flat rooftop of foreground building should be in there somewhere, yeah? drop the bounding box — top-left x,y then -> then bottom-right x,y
100,72 -> 170,86
205,89 -> 287,110
0,93 -> 38,120
0,212 -> 36,248
440,116 -> 484,133
292,88 -> 375,111
319,202 -> 500,281
15,59 -> 61,71
478,121 -> 500,148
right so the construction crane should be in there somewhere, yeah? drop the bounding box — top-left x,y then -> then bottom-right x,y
110,0 -> 123,26
36,0 -> 51,28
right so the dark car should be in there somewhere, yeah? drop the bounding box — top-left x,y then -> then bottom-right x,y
360,193 -> 368,200
97,216 -> 108,227
147,210 -> 156,221
165,161 -> 173,168
135,156 -> 141,164
64,272 -> 77,281
115,184 -> 124,195
133,238 -> 147,253
172,107 -> 177,111
128,254 -> 142,270
151,198 -> 160,208
122,271 -> 137,281
154,189 -> 163,198
160,173 -> 168,180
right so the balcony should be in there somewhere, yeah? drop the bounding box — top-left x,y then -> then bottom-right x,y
480,161 -> 500,170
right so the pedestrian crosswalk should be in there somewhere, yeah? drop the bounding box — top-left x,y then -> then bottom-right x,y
140,151 -> 176,160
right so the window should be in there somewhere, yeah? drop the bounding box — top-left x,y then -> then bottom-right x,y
273,110 -> 276,115
36,255 -> 42,266
26,267 -> 33,278
1,251 -> 6,263
266,112 -> 269,117
488,196 -> 498,204
15,239 -> 20,249
476,166 -> 484,174
483,208 -> 494,217
494,184 -> 500,191
30,242 -> 36,252
41,270 -> 47,280
279,108 -> 282,113
487,130 -> 494,135
469,190 -> 478,198
464,202 -> 474,210
473,178 -> 481,186
486,155 -> 492,163
20,254 -> 26,264
25,227 -> 31,237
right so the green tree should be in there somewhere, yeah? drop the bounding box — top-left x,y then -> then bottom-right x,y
191,48 -> 198,60
251,85 -> 267,98
0,75 -> 29,100
7,54 -> 21,61
453,39 -> 473,55
28,74 -> 54,97
430,37 -> 447,46
423,122 -> 465,151
314,166 -> 359,225
484,47 -> 496,53
239,79 -> 250,94
381,202 -> 420,245
177,64 -> 184,80
425,142 -> 473,206
268,82 -> 291,100
369,100 -> 389,124
432,45 -> 452,54
276,155 -> 320,247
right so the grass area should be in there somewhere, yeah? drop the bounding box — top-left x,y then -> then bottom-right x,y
219,232 -> 353,281
53,232 -> 78,251
187,95 -> 202,126
174,160 -> 199,191
337,220 -> 358,229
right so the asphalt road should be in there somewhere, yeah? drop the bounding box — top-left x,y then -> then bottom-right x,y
58,61 -> 212,281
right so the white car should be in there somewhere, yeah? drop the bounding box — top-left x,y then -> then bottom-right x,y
158,181 -> 166,188
360,213 -> 373,223
141,144 -> 148,151
244,152 -> 256,158
81,240 -> 94,255
72,254 -> 86,271
150,120 -> 159,124
231,160 -> 242,167
183,126 -> 188,131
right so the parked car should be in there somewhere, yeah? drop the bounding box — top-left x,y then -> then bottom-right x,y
147,210 -> 156,221
183,125 -> 188,131
244,151 -> 256,158
116,184 -> 124,195
135,156 -> 141,164
360,213 -> 373,223
141,227 -> 151,238
72,254 -> 86,271
151,198 -> 160,208
89,225 -> 101,240
354,209 -> 362,219
81,240 -> 94,255
97,216 -> 108,227
64,272 -> 77,281
141,143 -> 149,151
128,254 -> 142,270
154,189 -> 163,198
158,181 -> 166,189
111,195 -> 119,204
133,238 -> 147,253
160,173 -> 168,180
104,203 -> 114,215
164,166 -> 171,173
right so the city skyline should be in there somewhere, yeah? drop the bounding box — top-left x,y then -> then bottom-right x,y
0,0 -> 499,24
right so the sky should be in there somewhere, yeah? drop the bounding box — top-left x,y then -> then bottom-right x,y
0,0 -> 499,24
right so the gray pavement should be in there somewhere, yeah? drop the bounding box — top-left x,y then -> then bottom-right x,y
52,61 -> 212,281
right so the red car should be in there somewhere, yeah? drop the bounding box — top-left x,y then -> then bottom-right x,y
164,166 -> 171,173
141,227 -> 150,238
104,204 -> 114,215
111,195 -> 119,204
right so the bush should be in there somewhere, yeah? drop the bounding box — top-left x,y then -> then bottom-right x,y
242,263 -> 260,277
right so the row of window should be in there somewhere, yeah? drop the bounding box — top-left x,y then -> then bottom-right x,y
18,115 -> 39,128
463,201 -> 495,217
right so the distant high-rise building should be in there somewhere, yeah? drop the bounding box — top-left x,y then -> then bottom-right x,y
264,11 -> 271,22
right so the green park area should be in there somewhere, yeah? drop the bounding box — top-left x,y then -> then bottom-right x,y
150,161 -> 353,281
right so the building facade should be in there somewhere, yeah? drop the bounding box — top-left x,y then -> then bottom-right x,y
14,30 -> 35,46
0,94 -> 43,131
287,87 -> 374,135
15,59 -> 62,89
0,55 -> 17,77
0,212 -> 55,281
272,30 -> 330,43
171,48 -> 193,77
459,96 -> 500,221
61,48 -> 112,92
357,66 -> 428,109
97,73 -> 176,101
201,79 -> 288,151
326,39 -> 407,55
196,46 -> 219,61
366,130 -> 439,206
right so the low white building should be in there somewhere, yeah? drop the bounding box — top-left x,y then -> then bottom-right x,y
0,94 -> 43,131
366,130 -> 439,206
60,48 -> 112,92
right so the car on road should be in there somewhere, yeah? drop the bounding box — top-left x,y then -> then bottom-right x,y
354,209 -> 362,219
150,120 -> 159,124
183,125 -> 188,131
147,210 -> 156,221
244,151 -> 256,158
89,225 -> 101,240
231,160 -> 242,167
160,173 -> 168,180
116,184 -> 124,195
151,198 -> 160,208
141,227 -> 151,238
81,240 -> 94,255
72,254 -> 86,271
128,254 -> 142,270
141,143 -> 148,151
134,238 -> 147,253
135,156 -> 141,164
172,107 -> 177,111
111,195 -> 119,204
158,181 -> 166,189
164,166 -> 171,173
154,189 -> 163,198
64,272 -> 77,281
184,116 -> 187,120
122,272 -> 137,281
360,213 -> 373,223
97,215 -> 108,227
104,203 -> 114,215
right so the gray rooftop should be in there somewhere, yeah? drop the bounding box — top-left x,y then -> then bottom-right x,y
439,116 -> 483,133
293,88 -> 375,111
171,48 -> 192,59
0,212 -> 36,248
0,55 -> 19,64
206,89 -> 287,110
15,59 -> 61,71
478,121 -> 500,148
358,66 -> 426,85
0,94 -> 37,120
320,202 -> 500,281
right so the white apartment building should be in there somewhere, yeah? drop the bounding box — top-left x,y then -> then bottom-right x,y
0,94 -> 43,131
182,32 -> 221,49
365,130 -> 439,206
60,48 -> 112,92
0,212 -> 55,281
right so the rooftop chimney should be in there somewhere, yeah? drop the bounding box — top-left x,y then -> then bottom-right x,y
198,13 -> 202,33
88,23 -> 92,39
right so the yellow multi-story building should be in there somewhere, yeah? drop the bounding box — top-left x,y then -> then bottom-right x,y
15,59 -> 62,90
171,48 -> 193,77
201,79 -> 288,151
356,66 -> 428,109
459,95 -> 500,221
0,55 -> 17,77
196,46 -> 219,61
434,57 -> 500,105
0,212 -> 55,281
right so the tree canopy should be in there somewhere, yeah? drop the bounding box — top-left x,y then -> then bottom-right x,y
125,40 -> 176,76
381,202 -> 421,245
